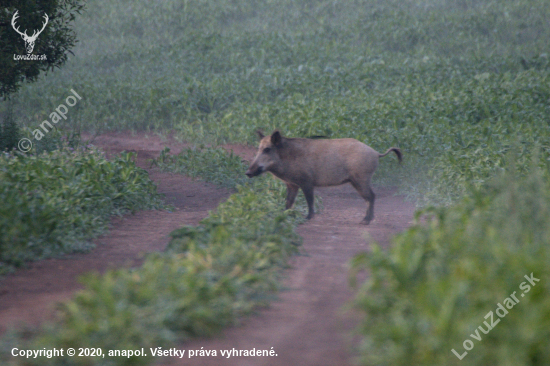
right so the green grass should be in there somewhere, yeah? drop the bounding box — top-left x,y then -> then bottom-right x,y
0,147 -> 306,366
0,147 -> 165,275
350,164 -> 550,365
3,0 -> 549,204
2,1 -> 550,364
151,146 -> 248,188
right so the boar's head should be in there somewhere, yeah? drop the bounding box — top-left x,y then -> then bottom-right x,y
245,130 -> 283,178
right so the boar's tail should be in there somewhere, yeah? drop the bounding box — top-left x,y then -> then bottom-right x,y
379,147 -> 402,163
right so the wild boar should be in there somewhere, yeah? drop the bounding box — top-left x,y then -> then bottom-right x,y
245,130 -> 402,224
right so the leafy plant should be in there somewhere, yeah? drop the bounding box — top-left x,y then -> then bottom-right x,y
152,146 -> 248,188
0,99 -> 20,152
4,0 -> 549,204
0,146 -> 305,366
0,147 -> 165,275
350,165 -> 550,365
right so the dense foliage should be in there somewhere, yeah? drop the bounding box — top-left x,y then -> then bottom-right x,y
5,0 -> 550,203
1,0 -> 549,364
0,100 -> 19,151
0,148 -> 164,275
351,165 -> 550,365
0,147 -> 306,366
152,146 -> 248,188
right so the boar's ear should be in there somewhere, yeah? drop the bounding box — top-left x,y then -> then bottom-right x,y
256,130 -> 265,139
271,130 -> 282,146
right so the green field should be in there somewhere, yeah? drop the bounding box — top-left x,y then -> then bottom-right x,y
0,147 -> 165,275
5,0 -> 549,204
2,0 -> 550,365
1,147 -> 308,366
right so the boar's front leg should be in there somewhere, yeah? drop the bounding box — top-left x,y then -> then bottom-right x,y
285,182 -> 300,210
301,185 -> 315,220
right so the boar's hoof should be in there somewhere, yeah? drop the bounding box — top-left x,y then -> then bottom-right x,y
360,218 -> 372,225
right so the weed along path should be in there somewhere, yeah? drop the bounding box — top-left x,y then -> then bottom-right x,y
0,133 -> 232,335
161,187 -> 416,366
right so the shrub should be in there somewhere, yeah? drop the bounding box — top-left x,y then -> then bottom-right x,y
0,101 -> 20,152
0,148 -> 164,274
351,165 -> 550,366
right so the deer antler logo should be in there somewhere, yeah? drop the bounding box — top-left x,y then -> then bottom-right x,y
11,10 -> 49,54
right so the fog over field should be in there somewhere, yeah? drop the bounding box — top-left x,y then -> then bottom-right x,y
4,0 -> 549,204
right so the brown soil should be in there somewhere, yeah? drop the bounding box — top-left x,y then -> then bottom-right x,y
0,132 -> 416,366
160,186 -> 415,366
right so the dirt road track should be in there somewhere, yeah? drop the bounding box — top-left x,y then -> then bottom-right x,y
0,132 -> 416,366
161,184 -> 415,366
0,133 -> 231,334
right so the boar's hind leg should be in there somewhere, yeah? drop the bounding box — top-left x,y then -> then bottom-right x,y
301,185 -> 315,220
285,182 -> 300,210
351,180 -> 375,225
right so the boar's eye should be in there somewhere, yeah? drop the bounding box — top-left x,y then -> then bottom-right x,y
263,147 -> 271,154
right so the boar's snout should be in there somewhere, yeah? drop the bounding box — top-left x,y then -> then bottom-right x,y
245,164 -> 263,178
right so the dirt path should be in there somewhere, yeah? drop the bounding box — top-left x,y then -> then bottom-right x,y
160,184 -> 415,366
0,133 -> 232,334
0,132 -> 416,366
